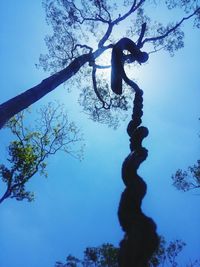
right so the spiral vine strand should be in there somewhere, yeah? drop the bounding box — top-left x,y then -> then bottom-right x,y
111,38 -> 159,267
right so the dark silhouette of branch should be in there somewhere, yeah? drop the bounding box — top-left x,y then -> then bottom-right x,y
112,0 -> 142,25
137,22 -> 147,48
92,65 -> 109,109
141,8 -> 200,47
172,160 -> 200,192
98,0 -> 144,48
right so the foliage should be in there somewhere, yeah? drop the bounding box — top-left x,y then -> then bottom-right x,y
0,102 -> 83,204
150,236 -> 186,267
35,0 -> 200,128
54,237 -> 194,267
55,243 -> 118,267
172,160 -> 200,191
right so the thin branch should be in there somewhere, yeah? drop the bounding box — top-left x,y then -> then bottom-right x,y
12,115 -> 25,146
101,2 -> 111,22
18,111 -> 26,140
0,170 -> 14,203
98,23 -> 113,48
92,65 -> 107,108
0,189 -> 11,203
98,0 -> 145,48
95,64 -> 111,69
72,0 -> 110,25
62,1 -> 108,25
141,7 -> 200,46
95,14 -> 110,24
148,46 -> 164,55
112,0 -> 143,25
73,44 -> 93,53
39,106 -> 58,150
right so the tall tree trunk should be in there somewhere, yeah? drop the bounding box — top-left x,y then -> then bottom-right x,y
0,53 -> 92,129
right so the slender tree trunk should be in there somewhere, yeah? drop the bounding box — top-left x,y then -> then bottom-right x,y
0,53 -> 93,129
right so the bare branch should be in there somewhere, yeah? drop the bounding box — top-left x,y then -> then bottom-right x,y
148,46 -> 164,55
112,0 -> 143,25
98,1 -> 145,48
95,64 -> 111,69
101,2 -> 112,22
70,0 -> 111,25
92,64 -> 109,109
98,23 -> 113,48
141,7 -> 200,47
73,44 -> 93,53
137,22 -> 147,48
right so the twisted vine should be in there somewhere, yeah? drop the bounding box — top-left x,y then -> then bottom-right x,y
111,38 -> 159,267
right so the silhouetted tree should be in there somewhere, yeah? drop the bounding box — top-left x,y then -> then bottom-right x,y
54,238 -> 200,267
0,102 -> 83,204
0,0 -> 200,128
172,160 -> 200,191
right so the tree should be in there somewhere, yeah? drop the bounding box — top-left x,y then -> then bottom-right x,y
54,238 -> 200,267
0,102 -> 83,204
0,0 -> 200,128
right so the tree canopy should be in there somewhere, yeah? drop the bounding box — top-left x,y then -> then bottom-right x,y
0,0 -> 200,128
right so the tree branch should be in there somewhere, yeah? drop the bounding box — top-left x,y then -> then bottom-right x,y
94,64 -> 111,69
73,44 -> 93,53
98,1 -> 145,48
141,7 -> 200,46
92,65 -> 110,109
137,22 -> 147,48
0,174 -> 13,204
0,45 -> 112,128
112,0 -> 143,25
98,23 -> 113,48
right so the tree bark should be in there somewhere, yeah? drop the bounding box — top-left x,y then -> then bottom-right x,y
0,53 -> 93,129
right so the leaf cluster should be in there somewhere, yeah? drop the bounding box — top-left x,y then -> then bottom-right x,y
55,243 -> 118,267
172,160 -> 200,191
151,237 -> 186,267
55,237 -> 197,267
0,102 -> 83,203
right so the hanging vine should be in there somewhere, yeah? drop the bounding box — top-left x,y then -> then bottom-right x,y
111,38 -> 159,267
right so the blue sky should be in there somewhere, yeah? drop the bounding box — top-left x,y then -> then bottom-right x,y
0,1 -> 200,267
